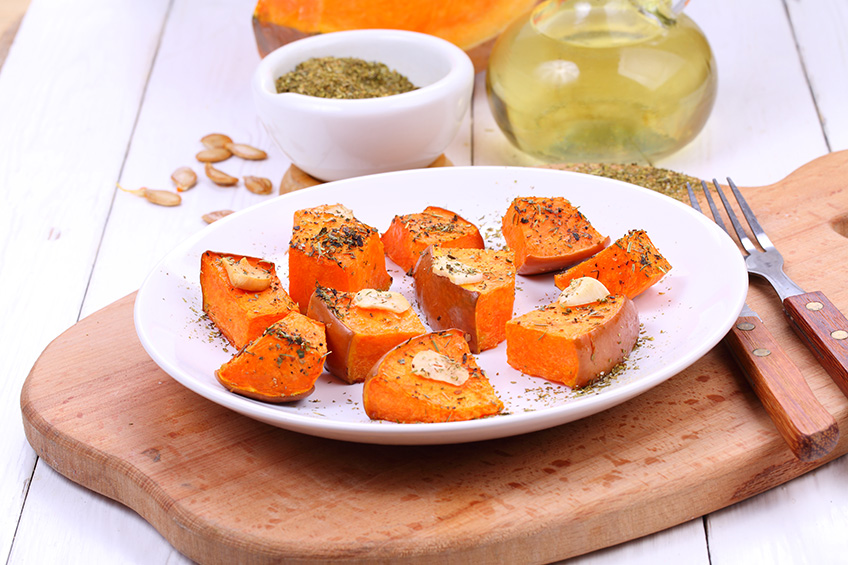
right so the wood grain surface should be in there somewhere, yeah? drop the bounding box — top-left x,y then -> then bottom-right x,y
724,315 -> 838,462
20,151 -> 848,564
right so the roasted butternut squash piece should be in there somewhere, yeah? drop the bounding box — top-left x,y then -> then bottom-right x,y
554,229 -> 672,298
363,329 -> 504,423
216,311 -> 328,402
505,295 -> 639,388
289,204 -> 392,313
412,246 -> 516,353
306,286 -> 427,384
381,206 -> 485,273
200,250 -> 298,349
502,196 -> 609,275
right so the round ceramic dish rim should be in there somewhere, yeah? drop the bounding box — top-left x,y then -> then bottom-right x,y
134,166 -> 748,445
252,29 -> 474,114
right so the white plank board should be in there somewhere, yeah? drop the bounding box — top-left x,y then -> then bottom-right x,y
707,456 -> 848,565
9,465 -> 190,565
0,0 -> 168,561
786,0 -> 848,152
659,0 -> 828,185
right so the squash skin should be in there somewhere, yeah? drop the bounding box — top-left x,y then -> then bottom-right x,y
306,286 -> 426,384
288,204 -> 392,313
252,0 -> 540,72
412,246 -> 516,353
381,205 -> 484,274
554,229 -> 672,298
502,196 -> 609,275
363,329 -> 503,423
505,295 -> 639,388
200,251 -> 298,350
216,312 -> 327,403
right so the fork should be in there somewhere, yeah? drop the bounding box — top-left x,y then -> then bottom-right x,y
687,181 -> 838,461
705,178 -> 848,399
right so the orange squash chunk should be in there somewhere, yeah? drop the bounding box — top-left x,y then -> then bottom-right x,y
554,229 -> 672,298
381,205 -> 485,273
289,204 -> 392,313
412,246 -> 516,353
363,329 -> 503,423
200,251 -> 298,350
306,286 -> 427,384
505,295 -> 639,388
502,196 -> 609,275
216,312 -> 328,402
506,296 -> 639,387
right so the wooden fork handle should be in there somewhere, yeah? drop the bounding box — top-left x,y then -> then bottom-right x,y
725,315 -> 839,462
784,291 -> 848,400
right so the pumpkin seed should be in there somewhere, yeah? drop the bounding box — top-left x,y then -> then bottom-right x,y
226,142 -> 267,160
171,166 -> 197,192
201,133 -> 233,149
118,184 -> 181,207
244,175 -> 273,195
280,164 -> 323,193
205,162 -> 239,186
196,147 -> 232,163
202,210 -> 234,224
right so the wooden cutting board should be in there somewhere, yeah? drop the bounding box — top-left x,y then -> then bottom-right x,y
21,151 -> 848,564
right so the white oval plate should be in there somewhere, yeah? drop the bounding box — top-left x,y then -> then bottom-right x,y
134,166 -> 747,445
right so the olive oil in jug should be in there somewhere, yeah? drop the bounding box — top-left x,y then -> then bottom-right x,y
486,0 -> 717,163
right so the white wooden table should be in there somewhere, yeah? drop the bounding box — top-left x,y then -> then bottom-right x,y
2,0 -> 847,563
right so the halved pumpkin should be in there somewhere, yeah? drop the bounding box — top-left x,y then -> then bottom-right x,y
252,0 -> 539,72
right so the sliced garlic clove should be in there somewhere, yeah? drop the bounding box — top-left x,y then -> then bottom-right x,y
313,204 -> 355,220
411,350 -> 469,386
171,166 -> 197,192
244,176 -> 273,195
226,142 -> 267,160
223,257 -> 272,291
205,162 -> 238,186
352,289 -> 411,313
557,277 -> 611,306
432,255 -> 484,285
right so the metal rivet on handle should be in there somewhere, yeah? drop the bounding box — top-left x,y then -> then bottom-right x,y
736,322 -> 756,331
752,348 -> 771,357
832,330 -> 848,340
806,301 -> 824,311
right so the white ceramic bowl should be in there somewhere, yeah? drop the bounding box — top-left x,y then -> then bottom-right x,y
252,29 -> 475,182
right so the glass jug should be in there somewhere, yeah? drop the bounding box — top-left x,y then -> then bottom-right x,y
486,0 -> 717,163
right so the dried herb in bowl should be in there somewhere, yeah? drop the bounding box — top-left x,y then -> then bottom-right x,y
275,56 -> 418,99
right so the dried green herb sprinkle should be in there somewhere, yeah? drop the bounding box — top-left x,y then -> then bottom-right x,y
550,163 -> 702,202
275,56 -> 418,99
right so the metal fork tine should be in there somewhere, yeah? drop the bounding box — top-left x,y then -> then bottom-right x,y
685,182 -> 702,213
727,177 -> 776,251
698,180 -> 731,236
710,179 -> 758,255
